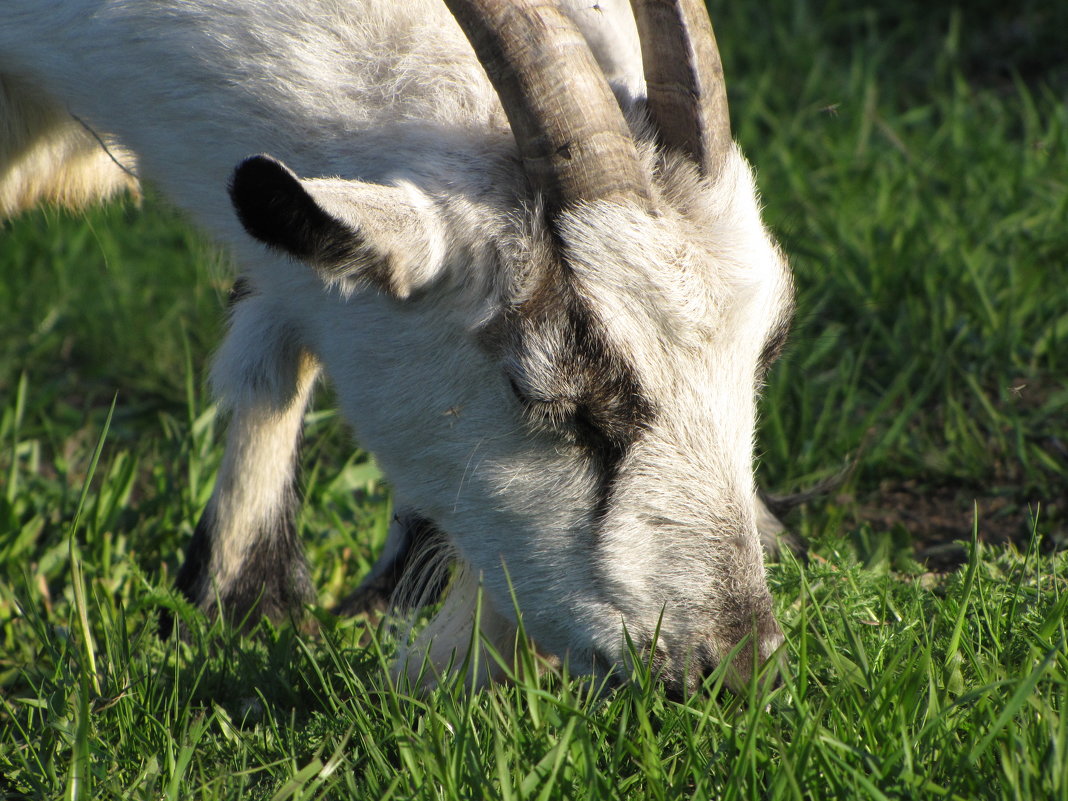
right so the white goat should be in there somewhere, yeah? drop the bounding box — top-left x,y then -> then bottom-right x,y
0,0 -> 794,694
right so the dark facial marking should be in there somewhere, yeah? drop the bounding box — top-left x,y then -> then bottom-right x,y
495,267 -> 656,518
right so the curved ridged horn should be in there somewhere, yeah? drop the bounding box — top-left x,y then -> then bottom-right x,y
444,0 -> 651,215
631,0 -> 732,177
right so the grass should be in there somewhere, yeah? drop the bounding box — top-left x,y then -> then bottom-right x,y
1,1 -> 1066,798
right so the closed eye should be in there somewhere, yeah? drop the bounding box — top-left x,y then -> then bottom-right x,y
757,316 -> 791,381
506,373 -> 580,431
507,375 -> 527,403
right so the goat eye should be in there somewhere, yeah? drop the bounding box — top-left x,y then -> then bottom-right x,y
507,376 -> 527,402
505,370 -> 582,437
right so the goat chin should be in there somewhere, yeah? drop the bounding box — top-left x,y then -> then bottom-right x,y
1,0 -> 796,698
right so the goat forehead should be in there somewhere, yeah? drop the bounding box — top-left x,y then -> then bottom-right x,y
496,216 -> 784,398
556,203 -> 787,354
565,266 -> 786,414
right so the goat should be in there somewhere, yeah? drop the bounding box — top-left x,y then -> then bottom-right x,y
0,0 -> 794,695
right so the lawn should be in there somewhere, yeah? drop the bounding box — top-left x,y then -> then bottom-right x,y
2,1 -> 1066,799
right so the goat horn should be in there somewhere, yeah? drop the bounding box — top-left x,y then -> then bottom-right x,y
445,0 -> 651,216
631,0 -> 732,177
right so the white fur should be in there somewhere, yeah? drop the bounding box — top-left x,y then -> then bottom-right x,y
1,0 -> 793,694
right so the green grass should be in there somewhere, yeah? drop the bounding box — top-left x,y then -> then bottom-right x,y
1,1 -> 1066,798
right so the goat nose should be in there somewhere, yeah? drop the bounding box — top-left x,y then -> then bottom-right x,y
759,626 -> 785,664
758,627 -> 787,691
720,617 -> 785,695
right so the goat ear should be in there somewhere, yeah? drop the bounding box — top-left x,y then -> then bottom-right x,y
229,154 -> 443,299
230,154 -> 343,260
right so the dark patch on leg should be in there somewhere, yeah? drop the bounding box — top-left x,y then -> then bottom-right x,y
161,439 -> 313,636
333,514 -> 446,616
216,481 -> 313,627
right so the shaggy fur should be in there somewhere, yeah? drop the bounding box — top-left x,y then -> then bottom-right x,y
0,0 -> 793,694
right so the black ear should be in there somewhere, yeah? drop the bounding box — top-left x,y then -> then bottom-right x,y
229,154 -> 349,259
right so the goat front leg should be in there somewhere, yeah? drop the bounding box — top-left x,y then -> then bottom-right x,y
166,280 -> 319,632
